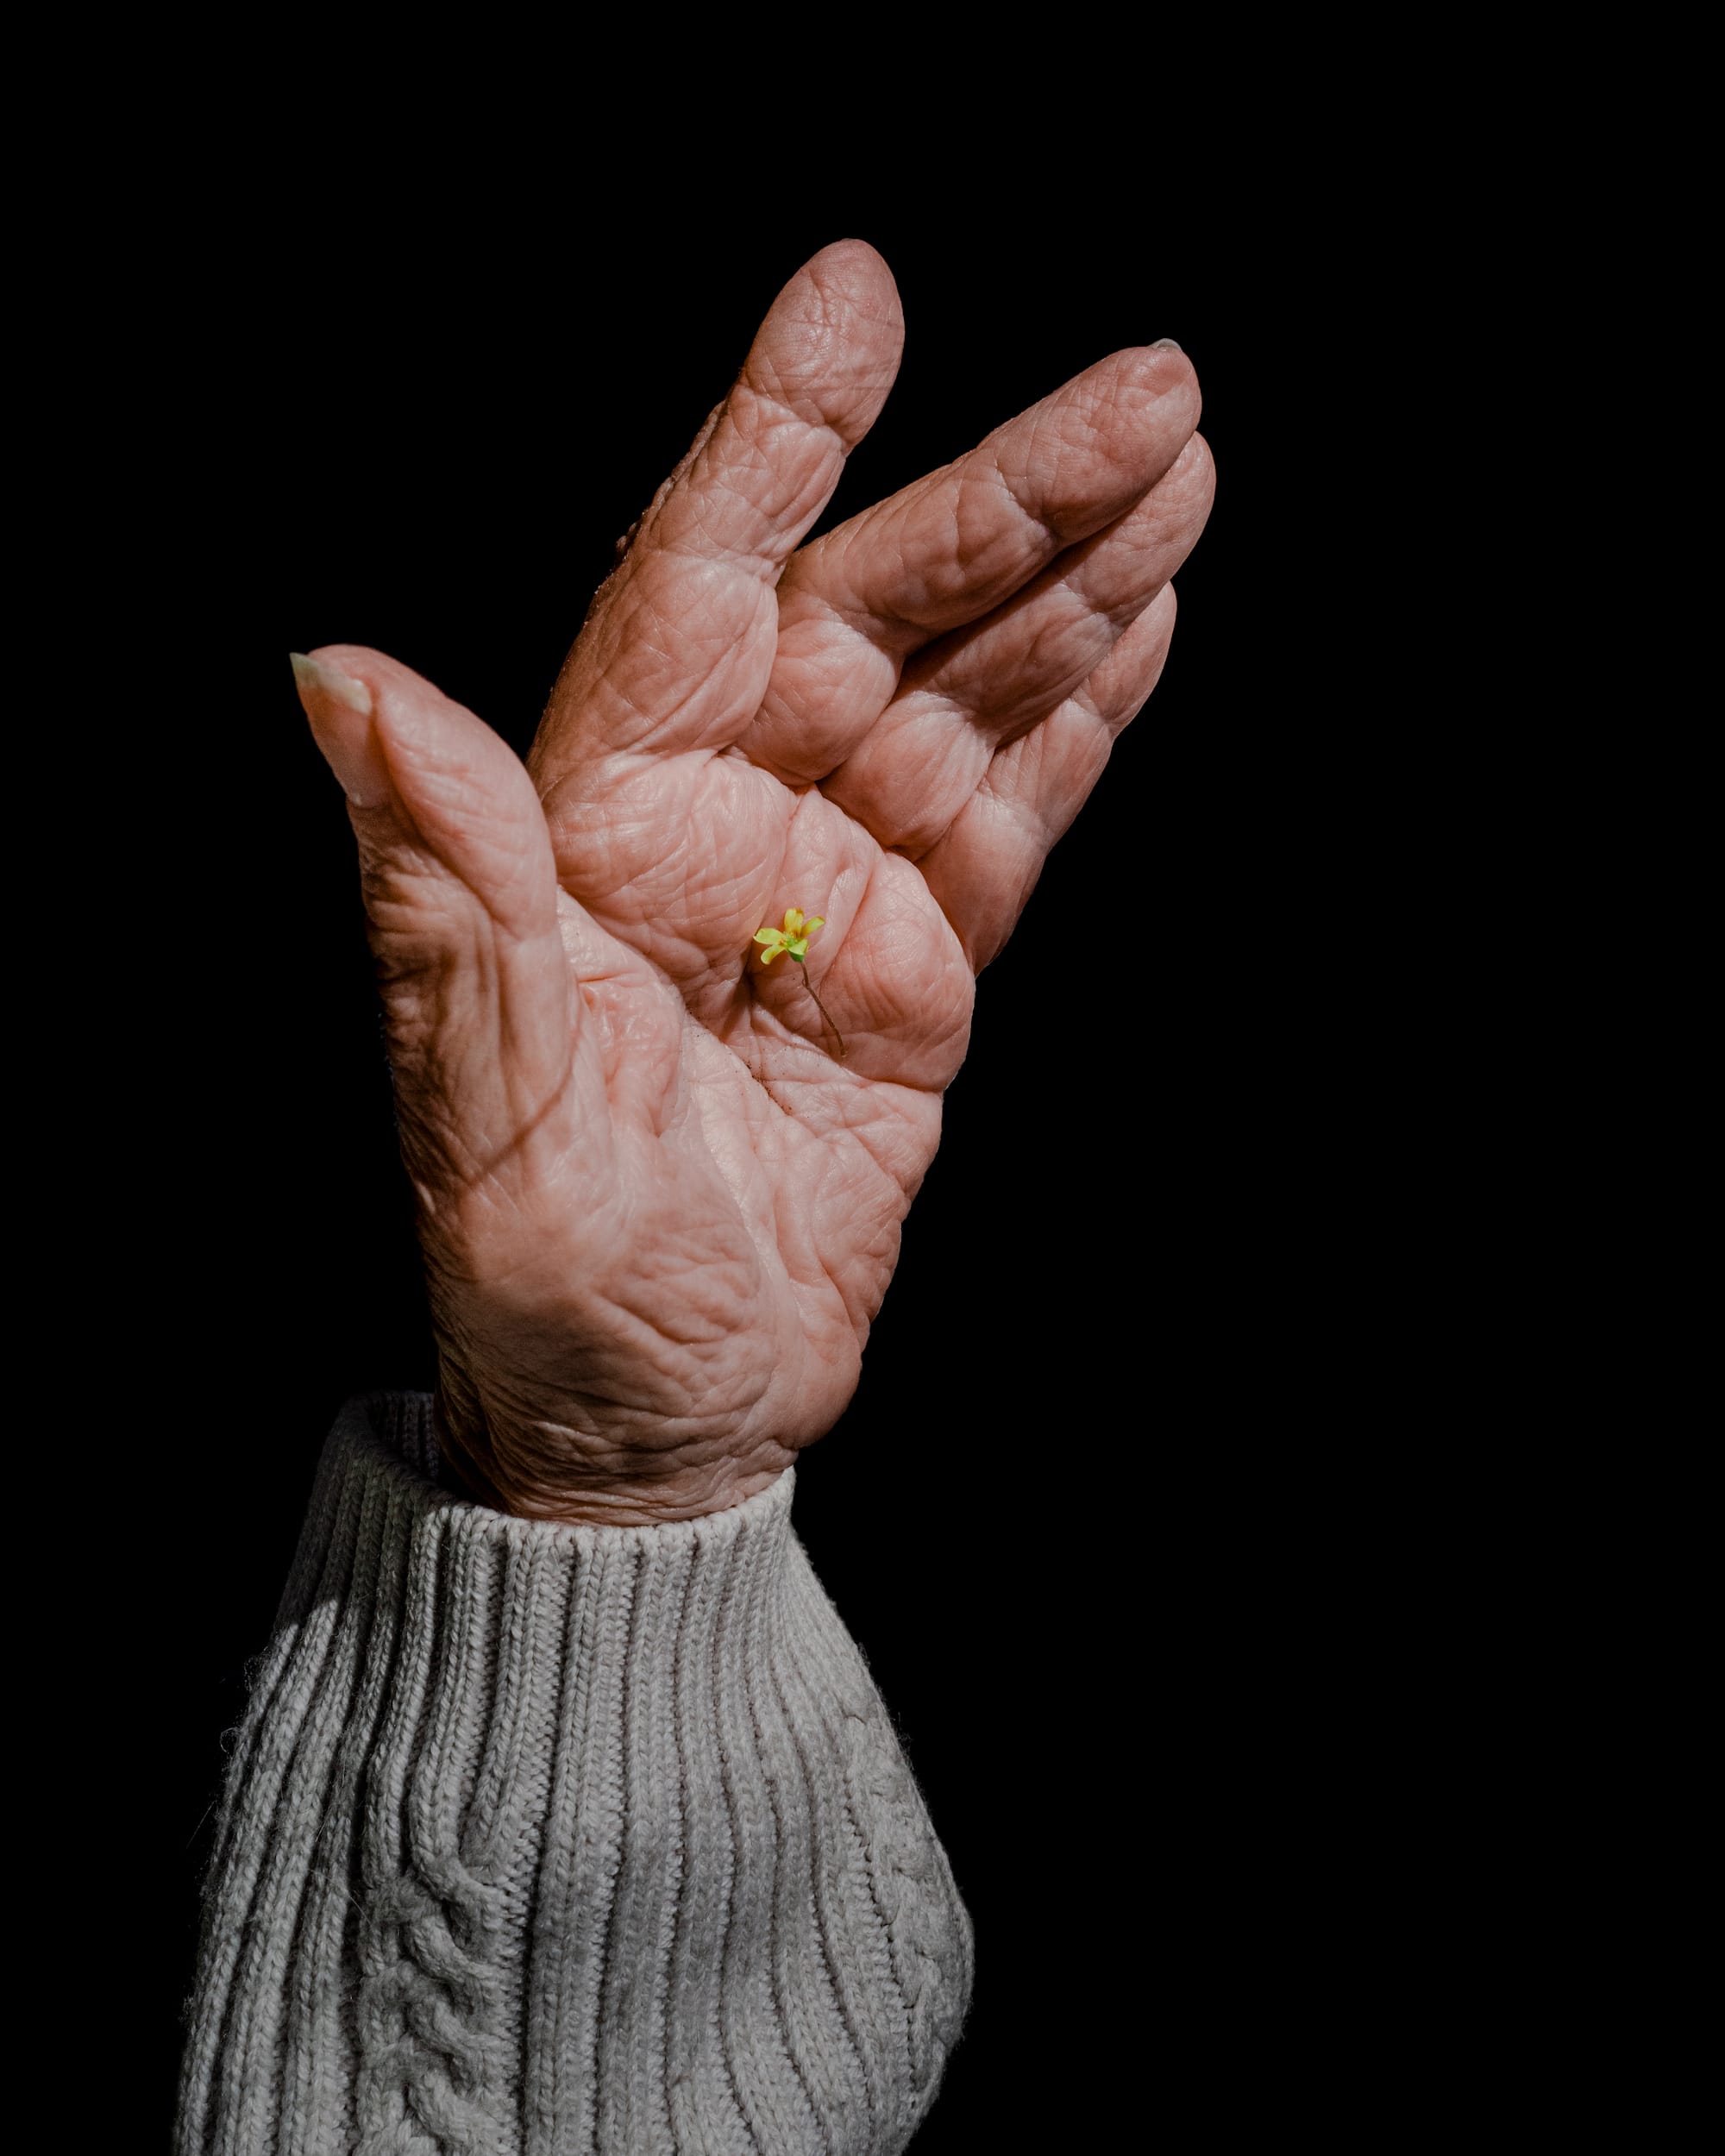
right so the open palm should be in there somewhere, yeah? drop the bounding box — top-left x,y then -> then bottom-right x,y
294,241 -> 1214,1523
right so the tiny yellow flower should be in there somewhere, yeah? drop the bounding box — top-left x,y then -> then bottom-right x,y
753,907 -> 825,965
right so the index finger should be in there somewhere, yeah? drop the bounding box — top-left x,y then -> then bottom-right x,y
740,343 -> 1200,781
530,240 -> 905,788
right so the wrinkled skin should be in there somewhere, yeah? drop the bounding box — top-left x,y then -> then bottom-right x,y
293,241 -> 1214,1524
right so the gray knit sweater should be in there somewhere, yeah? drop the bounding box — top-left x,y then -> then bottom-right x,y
177,1395 -> 974,2155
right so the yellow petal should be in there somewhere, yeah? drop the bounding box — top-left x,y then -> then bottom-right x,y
804,916 -> 825,934
757,944 -> 780,963
783,907 -> 805,934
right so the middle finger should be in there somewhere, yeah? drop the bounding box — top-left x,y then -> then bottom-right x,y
822,430 -> 1215,854
738,342 -> 1200,783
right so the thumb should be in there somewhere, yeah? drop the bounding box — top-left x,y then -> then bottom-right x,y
290,644 -> 593,1207
292,643 -> 556,944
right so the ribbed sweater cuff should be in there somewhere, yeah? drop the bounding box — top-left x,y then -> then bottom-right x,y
178,1393 -> 972,2156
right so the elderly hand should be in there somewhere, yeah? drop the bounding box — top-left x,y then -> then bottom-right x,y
292,241 -> 1214,1524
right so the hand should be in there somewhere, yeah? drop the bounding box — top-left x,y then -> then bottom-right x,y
292,241 -> 1214,1524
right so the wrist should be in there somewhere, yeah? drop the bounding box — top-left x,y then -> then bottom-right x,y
431,1388 -> 794,1527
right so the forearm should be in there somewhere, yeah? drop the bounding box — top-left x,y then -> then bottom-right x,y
177,1395 -> 972,2156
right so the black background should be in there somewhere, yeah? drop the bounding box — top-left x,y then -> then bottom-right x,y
136,184 -> 1420,2145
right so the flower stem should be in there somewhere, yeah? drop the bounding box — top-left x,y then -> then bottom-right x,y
794,957 -> 846,1059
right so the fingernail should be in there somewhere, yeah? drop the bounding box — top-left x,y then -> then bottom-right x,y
289,653 -> 393,807
1151,337 -> 1183,353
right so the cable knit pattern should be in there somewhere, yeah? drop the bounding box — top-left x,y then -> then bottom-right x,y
177,1395 -> 974,2155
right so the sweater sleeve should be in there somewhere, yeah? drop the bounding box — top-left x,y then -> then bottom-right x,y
176,1395 -> 974,2156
